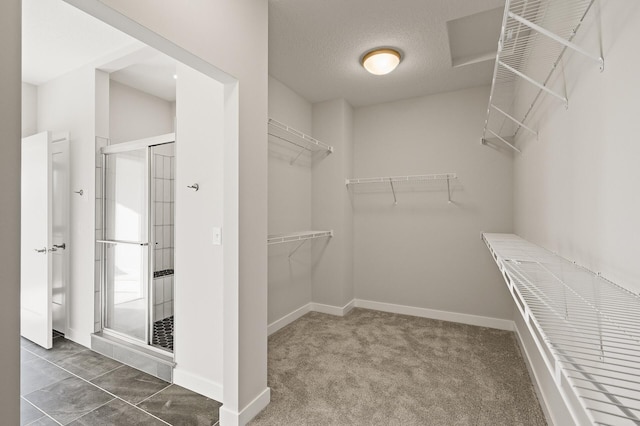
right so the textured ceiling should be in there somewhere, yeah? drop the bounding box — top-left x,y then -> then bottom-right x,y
269,0 -> 505,107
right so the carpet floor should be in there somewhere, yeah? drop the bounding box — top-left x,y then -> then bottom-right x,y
250,308 -> 546,426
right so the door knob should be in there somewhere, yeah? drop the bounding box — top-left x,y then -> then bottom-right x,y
53,243 -> 66,250
34,247 -> 46,253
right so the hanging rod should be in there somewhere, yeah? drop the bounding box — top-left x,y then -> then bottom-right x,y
346,173 -> 457,203
267,230 -> 333,245
267,118 -> 333,154
482,0 -> 602,151
483,233 -> 640,425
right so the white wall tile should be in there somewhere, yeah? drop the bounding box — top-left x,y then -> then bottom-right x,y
155,179 -> 164,202
156,225 -> 164,249
170,180 -> 174,202
163,179 -> 171,201
155,203 -> 163,227
164,156 -> 171,179
162,248 -> 170,269
155,154 -> 163,178
154,278 -> 164,304
164,276 -> 173,301
154,304 -> 164,322
163,203 -> 171,226
163,301 -> 173,318
169,249 -> 174,268
170,157 -> 175,179
155,249 -> 163,270
163,226 -> 171,248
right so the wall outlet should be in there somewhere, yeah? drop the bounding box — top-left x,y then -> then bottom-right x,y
212,227 -> 222,245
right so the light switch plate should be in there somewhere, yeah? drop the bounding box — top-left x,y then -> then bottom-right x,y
213,227 -> 222,245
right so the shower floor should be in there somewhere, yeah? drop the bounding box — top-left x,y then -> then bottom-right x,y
152,316 -> 174,351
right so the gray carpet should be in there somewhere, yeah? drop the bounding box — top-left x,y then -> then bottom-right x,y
251,308 -> 546,426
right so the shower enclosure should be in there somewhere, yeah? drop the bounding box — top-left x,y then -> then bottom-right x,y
98,134 -> 175,352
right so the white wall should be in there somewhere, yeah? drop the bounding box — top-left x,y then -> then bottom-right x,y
109,80 -> 174,144
311,99 -> 354,308
353,86 -> 514,321
37,66 -> 98,347
267,76 -> 313,324
511,2 -> 640,423
86,1 -> 269,422
0,0 -> 21,422
173,62 -> 225,399
22,82 -> 38,137
514,0 -> 640,294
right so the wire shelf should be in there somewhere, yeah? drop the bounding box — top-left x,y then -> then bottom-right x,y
267,230 -> 333,245
268,118 -> 333,154
482,0 -> 603,152
346,173 -> 457,204
483,233 -> 640,425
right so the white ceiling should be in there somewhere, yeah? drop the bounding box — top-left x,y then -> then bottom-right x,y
23,0 -> 176,102
110,55 -> 177,102
22,0 -> 138,85
269,0 -> 505,107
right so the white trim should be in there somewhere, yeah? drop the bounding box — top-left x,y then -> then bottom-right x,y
310,300 -> 355,317
513,319 -> 558,426
353,299 -> 514,331
268,303 -> 312,336
101,133 -> 176,154
173,368 -> 223,402
219,387 -> 270,426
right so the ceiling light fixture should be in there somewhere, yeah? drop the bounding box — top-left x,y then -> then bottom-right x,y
361,48 -> 402,75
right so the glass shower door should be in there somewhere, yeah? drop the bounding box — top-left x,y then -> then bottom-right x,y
101,148 -> 150,343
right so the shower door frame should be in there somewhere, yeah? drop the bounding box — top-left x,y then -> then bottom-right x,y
99,133 -> 176,351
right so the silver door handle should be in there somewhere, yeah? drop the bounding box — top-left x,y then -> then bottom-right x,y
53,243 -> 66,250
34,247 -> 47,253
49,247 -> 57,252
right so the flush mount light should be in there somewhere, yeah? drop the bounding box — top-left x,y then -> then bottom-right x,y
361,48 -> 402,75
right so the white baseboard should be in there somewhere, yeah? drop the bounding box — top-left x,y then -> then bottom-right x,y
268,303 -> 312,336
311,300 -> 354,317
513,320 -> 556,426
173,368 -> 223,402
268,300 -> 356,336
219,387 -> 270,426
353,299 -> 514,331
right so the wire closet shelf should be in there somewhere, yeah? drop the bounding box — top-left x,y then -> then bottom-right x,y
483,233 -> 640,425
346,173 -> 457,203
482,0 -> 603,153
268,118 -> 333,154
267,230 -> 333,246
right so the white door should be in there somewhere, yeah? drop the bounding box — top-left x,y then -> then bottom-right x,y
21,131 -> 53,349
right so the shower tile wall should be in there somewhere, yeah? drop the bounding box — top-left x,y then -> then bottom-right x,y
153,153 -> 175,322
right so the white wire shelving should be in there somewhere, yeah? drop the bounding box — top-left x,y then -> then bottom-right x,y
267,230 -> 333,258
268,118 -> 333,164
483,233 -> 640,425
482,0 -> 603,153
267,230 -> 333,245
346,173 -> 457,203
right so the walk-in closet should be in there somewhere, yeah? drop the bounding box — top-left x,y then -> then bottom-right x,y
262,0 -> 640,424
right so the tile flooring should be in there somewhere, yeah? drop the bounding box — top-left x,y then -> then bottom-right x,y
20,334 -> 221,425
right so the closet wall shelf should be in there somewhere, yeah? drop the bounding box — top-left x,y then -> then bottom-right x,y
483,233 -> 640,426
267,230 -> 333,246
346,173 -> 457,203
268,118 -> 334,154
482,0 -> 603,153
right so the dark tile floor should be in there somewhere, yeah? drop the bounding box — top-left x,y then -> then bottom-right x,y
20,334 -> 222,426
